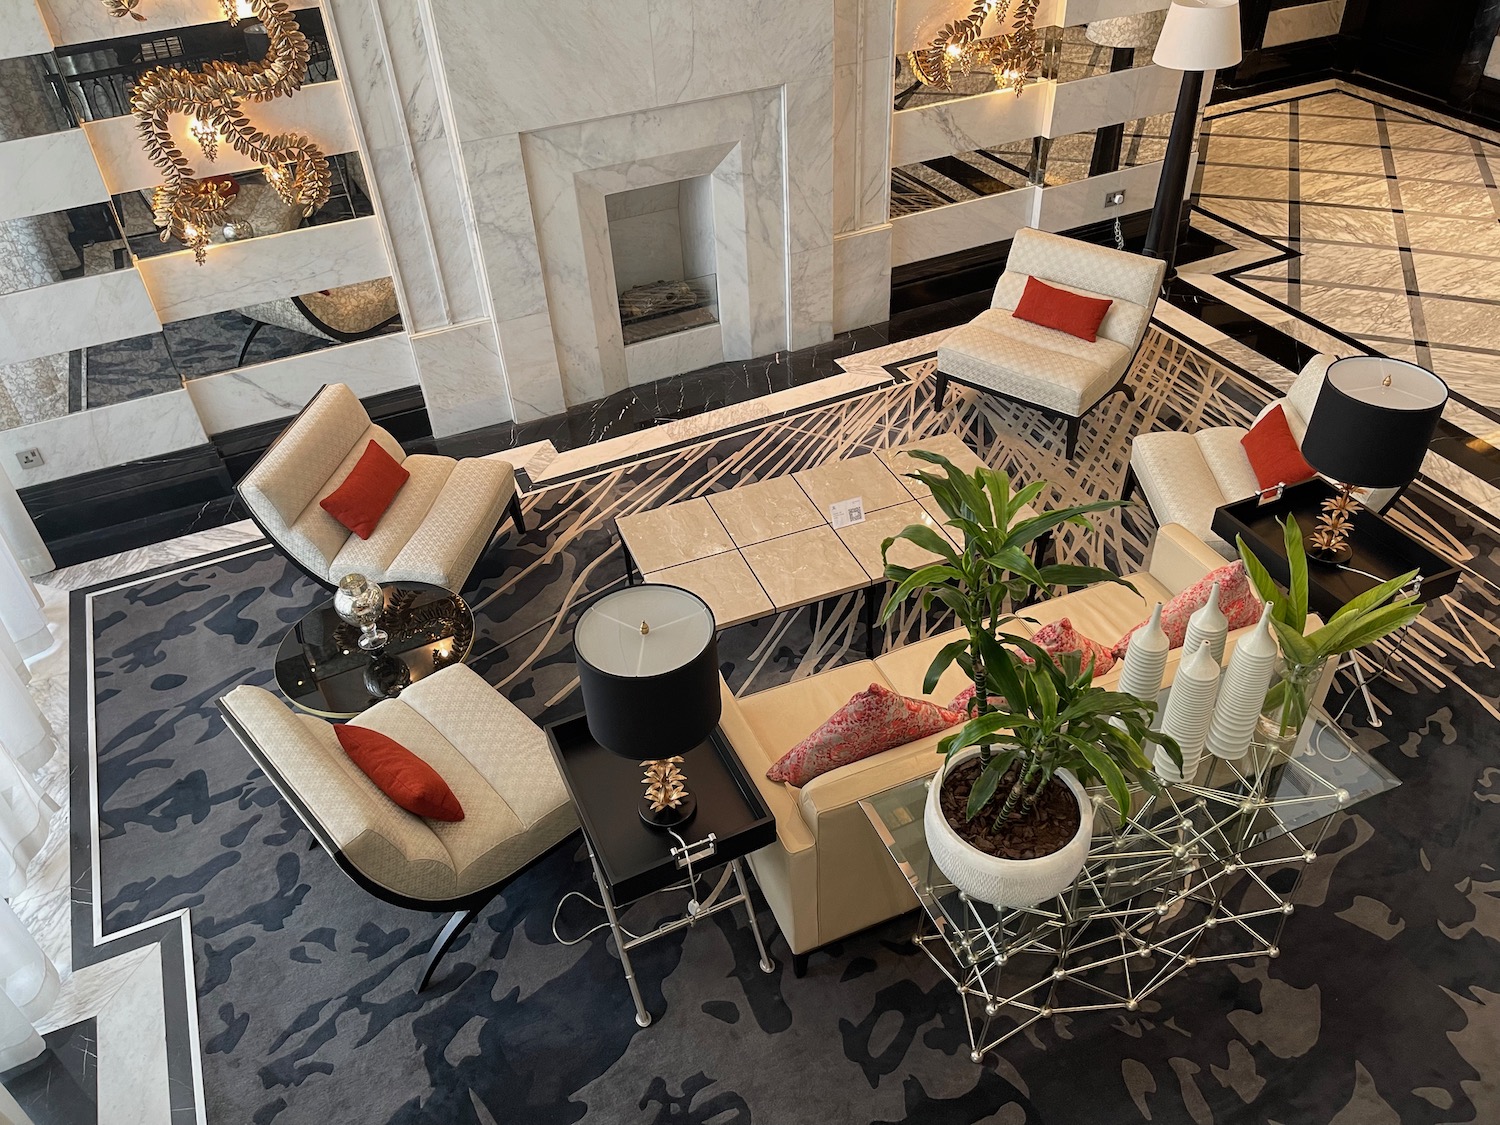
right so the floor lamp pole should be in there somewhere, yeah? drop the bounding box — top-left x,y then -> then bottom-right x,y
1143,67 -> 1205,273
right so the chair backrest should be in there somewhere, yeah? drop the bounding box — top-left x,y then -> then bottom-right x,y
218,685 -> 454,899
237,384 -> 404,581
994,227 -> 1167,350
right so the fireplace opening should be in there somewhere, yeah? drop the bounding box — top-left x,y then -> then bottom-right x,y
607,177 -> 719,346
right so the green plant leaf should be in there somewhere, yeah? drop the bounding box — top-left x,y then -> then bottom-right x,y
1281,516 -> 1309,632
1270,617 -> 1319,665
884,562 -> 966,612
1317,600 -> 1424,654
1307,590 -> 1416,655
923,638 -> 971,695
965,751 -> 1018,820
1006,498 -> 1125,550
890,523 -> 960,565
1238,534 -> 1289,622
1069,736 -> 1132,817
1033,564 -> 1137,593
982,468 -> 1014,529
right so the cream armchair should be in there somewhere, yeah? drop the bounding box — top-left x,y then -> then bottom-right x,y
721,524 -> 1330,975
238,383 -> 523,592
935,227 -> 1167,459
219,664 -> 578,990
1126,353 -> 1399,554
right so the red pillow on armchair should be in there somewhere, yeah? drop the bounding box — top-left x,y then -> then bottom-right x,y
335,724 -> 464,821
320,441 -> 410,539
1012,276 -> 1115,343
1241,405 -> 1316,492
766,683 -> 963,787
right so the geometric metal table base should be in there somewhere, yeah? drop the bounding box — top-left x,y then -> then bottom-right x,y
864,715 -> 1397,1063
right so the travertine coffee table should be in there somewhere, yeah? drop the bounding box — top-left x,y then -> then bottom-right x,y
614,436 -> 1034,653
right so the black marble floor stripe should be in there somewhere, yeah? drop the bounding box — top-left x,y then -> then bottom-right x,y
2,1019 -> 98,1125
1371,104 -> 1433,369
1287,101 -> 1303,305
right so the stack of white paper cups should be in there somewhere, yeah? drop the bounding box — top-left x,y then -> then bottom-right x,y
1206,604 -> 1279,760
1118,603 -> 1170,703
1183,581 -> 1229,665
1154,640 -> 1222,784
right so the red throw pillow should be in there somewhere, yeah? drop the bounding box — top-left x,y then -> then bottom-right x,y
1030,617 -> 1117,676
766,683 -> 963,787
1011,276 -> 1114,343
334,724 -> 464,821
1114,561 -> 1264,658
319,441 -> 410,540
1241,405 -> 1316,493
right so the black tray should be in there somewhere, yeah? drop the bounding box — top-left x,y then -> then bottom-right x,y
544,712 -> 776,905
1212,481 -> 1460,620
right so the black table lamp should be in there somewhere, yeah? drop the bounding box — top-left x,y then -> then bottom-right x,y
574,584 -> 720,829
1299,357 -> 1449,561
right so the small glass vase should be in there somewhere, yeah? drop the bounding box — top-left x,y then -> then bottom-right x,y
1255,656 -> 1329,758
334,573 -> 373,626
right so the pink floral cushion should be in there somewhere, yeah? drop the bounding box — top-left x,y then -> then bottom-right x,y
765,683 -> 964,787
1114,561 -> 1264,657
1029,617 -> 1116,676
947,684 -> 1010,716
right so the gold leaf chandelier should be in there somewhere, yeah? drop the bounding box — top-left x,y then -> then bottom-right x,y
909,0 -> 1044,97
101,0 -> 331,263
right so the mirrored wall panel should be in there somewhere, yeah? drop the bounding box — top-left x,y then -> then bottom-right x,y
0,53 -> 74,141
113,151 -> 375,259
0,205 -> 130,293
47,9 -> 336,124
1044,116 -> 1170,186
890,142 -> 1037,216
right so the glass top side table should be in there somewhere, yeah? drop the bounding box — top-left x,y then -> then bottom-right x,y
860,709 -> 1398,1062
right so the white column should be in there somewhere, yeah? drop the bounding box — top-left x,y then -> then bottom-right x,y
0,740 -> 51,897
0,899 -> 58,1072
0,534 -> 49,660
0,474 -> 51,579
0,658 -> 54,776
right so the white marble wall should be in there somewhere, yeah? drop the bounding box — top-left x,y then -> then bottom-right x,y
608,183 -> 688,294
0,0 -> 51,59
408,320 -> 513,438
0,128 -> 109,223
37,0 -> 317,43
834,0 -> 896,331
426,0 -> 836,419
0,269 -> 158,368
1263,0 -> 1347,49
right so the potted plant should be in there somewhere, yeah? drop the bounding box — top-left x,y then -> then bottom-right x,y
880,452 -> 1180,909
1238,518 -> 1425,752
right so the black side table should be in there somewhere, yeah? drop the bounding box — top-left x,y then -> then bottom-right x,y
274,582 -> 473,719
545,713 -> 777,1027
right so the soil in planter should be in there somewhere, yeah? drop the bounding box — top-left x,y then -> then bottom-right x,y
941,758 -> 1082,860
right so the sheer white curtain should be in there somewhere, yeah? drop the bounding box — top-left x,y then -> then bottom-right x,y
0,474 -> 50,579
0,536 -> 48,661
0,899 -> 58,1071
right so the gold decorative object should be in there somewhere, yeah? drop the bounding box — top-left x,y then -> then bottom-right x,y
1309,483 -> 1359,559
101,0 -> 331,263
641,757 -> 690,813
908,0 -> 1043,97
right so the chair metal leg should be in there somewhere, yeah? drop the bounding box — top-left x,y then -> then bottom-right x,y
506,492 -> 526,535
237,320 -> 266,367
1119,383 -> 1136,403
933,371 -> 950,411
418,906 -> 482,992
1064,416 -> 1082,460
1122,464 -> 1140,502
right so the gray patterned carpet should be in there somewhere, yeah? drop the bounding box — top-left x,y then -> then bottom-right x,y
85,331 -> 1500,1124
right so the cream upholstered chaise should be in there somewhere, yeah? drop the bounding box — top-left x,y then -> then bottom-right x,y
935,227 -> 1167,459
1125,354 -> 1400,554
219,663 -> 578,991
719,524 -> 1333,975
238,383 -> 523,592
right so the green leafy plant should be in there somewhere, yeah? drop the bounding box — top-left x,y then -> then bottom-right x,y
1238,516 -> 1425,737
879,452 -> 1180,831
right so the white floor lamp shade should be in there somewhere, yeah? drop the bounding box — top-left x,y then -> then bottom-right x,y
0,474 -> 50,580
0,535 -> 49,661
0,658 -> 55,776
1153,0 -> 1243,71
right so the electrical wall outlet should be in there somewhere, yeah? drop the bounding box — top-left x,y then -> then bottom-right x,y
16,448 -> 43,469
1104,190 -> 1127,208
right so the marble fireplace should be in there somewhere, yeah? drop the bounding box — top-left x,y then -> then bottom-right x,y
607,177 -> 719,356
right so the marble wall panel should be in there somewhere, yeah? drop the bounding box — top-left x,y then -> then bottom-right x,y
135,216 -> 390,323
648,0 -> 834,107
609,206 -> 687,294
38,0 -> 317,45
184,331 -> 420,434
679,176 -> 717,280
0,0 -> 51,60
890,185 -> 1035,265
1048,63 -> 1181,137
891,82 -> 1049,166
83,80 -> 358,196
624,323 -> 724,387
1034,159 -> 1163,231
460,132 -> 551,325
1263,0 -> 1347,49
0,387 -> 206,487
833,225 -> 892,332
0,129 -> 109,223
0,268 -> 158,368
408,320 -> 514,436
495,309 -> 565,421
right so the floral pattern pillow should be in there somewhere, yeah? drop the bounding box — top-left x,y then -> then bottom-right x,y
1030,617 -> 1116,676
765,683 -> 964,787
1113,561 -> 1264,658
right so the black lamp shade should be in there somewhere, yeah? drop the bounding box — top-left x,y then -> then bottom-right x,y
1300,357 -> 1448,490
573,584 -> 721,761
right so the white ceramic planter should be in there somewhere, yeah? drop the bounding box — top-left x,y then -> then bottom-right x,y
924,748 -> 1094,909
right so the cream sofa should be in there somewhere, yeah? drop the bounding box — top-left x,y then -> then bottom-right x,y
1127,354 -> 1398,554
721,524 -> 1328,974
238,383 -> 523,592
219,663 -> 578,990
935,228 -> 1167,459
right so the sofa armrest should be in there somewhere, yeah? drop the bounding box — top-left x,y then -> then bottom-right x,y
717,680 -> 815,855
1148,524 -> 1228,595
796,731 -> 947,826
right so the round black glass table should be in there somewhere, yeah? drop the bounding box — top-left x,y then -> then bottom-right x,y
274,582 -> 474,719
